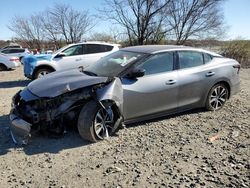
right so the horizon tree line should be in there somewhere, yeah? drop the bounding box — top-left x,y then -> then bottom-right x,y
8,0 -> 226,49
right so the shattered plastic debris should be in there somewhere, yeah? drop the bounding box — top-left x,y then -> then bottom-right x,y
208,134 -> 220,142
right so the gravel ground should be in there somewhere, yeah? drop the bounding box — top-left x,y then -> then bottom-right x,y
0,67 -> 249,188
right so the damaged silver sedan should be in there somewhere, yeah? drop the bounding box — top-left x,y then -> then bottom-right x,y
9,45 -> 240,144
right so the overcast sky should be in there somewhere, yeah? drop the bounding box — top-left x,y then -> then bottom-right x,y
0,0 -> 249,40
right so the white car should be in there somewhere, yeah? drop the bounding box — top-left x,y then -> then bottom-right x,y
0,48 -> 30,61
23,42 -> 120,79
0,53 -> 20,71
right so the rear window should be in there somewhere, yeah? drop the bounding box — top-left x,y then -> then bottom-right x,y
84,44 -> 114,54
1,49 -> 10,53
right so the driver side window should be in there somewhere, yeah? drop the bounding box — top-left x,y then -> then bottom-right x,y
137,52 -> 174,75
62,45 -> 83,56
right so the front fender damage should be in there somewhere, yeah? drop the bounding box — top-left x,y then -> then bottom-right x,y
9,77 -> 124,145
96,78 -> 124,135
96,77 -> 123,114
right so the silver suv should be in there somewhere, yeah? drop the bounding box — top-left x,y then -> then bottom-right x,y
23,41 -> 120,79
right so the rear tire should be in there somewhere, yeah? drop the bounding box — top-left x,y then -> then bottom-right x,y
33,68 -> 53,79
205,83 -> 229,111
0,64 -> 7,71
77,100 -> 116,142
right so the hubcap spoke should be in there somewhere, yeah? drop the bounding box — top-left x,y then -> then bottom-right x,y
95,123 -> 104,135
219,97 -> 225,102
210,97 -> 217,103
96,112 -> 103,121
220,88 -> 225,95
217,100 -> 222,107
215,101 -> 219,109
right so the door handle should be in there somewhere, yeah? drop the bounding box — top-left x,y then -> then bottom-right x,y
165,79 -> 177,85
75,58 -> 82,61
206,71 -> 215,77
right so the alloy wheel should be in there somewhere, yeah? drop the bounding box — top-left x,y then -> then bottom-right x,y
94,107 -> 114,139
209,85 -> 228,110
38,70 -> 50,78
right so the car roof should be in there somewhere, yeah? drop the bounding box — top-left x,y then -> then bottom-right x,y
71,41 -> 121,47
121,45 -> 221,56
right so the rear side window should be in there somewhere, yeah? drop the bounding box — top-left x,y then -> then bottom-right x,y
137,52 -> 174,75
84,44 -> 114,54
178,51 -> 204,69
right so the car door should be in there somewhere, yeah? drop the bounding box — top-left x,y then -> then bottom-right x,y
177,51 -> 213,109
53,44 -> 85,71
122,52 -> 178,121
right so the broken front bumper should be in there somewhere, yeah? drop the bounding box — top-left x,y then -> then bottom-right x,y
9,110 -> 31,145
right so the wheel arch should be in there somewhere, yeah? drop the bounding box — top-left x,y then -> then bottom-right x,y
99,99 -> 122,117
203,79 -> 231,107
32,65 -> 56,79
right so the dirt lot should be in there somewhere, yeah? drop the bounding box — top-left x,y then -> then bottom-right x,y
0,67 -> 249,188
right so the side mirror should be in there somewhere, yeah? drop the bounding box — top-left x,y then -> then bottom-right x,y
55,52 -> 66,58
127,68 -> 145,79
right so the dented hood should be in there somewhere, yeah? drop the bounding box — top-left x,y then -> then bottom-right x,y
27,69 -> 109,98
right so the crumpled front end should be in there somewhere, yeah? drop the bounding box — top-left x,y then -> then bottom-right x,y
9,90 -> 35,144
9,87 -> 93,145
9,70 -> 124,145
9,111 -> 31,145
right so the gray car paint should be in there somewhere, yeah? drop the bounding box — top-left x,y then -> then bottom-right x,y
9,45 -> 240,145
96,78 -> 123,114
122,70 -> 178,120
27,69 -> 109,98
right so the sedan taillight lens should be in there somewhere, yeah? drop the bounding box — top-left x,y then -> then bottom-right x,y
10,58 -> 20,62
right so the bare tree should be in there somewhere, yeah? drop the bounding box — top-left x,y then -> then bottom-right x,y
8,3 -> 94,49
165,0 -> 226,44
41,10 -> 62,48
49,3 -> 94,43
8,15 -> 45,48
100,0 -> 171,45
89,32 -> 116,42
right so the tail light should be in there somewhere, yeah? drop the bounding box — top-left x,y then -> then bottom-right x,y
10,58 -> 20,62
233,64 -> 241,74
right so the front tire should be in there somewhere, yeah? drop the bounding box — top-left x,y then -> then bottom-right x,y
77,100 -> 116,142
205,83 -> 229,111
33,68 -> 53,79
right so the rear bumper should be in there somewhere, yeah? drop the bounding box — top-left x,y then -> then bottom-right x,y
9,110 -> 31,145
7,61 -> 20,69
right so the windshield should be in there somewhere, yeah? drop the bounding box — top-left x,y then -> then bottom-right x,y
84,50 -> 144,77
